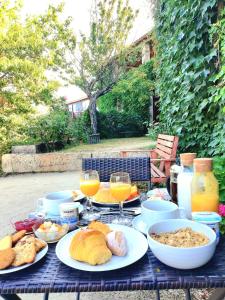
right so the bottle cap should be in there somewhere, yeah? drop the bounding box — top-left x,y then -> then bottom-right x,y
180,153 -> 196,166
194,158 -> 212,172
192,212 -> 221,223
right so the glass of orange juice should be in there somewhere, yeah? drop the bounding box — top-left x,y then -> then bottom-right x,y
110,172 -> 131,225
80,170 -> 100,221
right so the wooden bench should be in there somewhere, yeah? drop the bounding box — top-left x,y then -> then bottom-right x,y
120,134 -> 179,184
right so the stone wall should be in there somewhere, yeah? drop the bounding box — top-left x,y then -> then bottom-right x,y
2,150 -> 150,174
11,145 -> 36,154
2,151 -> 122,174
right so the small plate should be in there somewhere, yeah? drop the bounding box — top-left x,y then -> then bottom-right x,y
132,215 -> 149,235
0,242 -> 48,275
56,224 -> 148,272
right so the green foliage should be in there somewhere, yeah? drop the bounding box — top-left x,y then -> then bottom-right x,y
0,1 -> 76,158
213,156 -> 225,203
27,110 -> 71,145
155,0 -> 224,155
98,60 -> 155,125
219,218 -> 225,236
208,7 -> 225,155
146,122 -> 161,140
70,111 -> 92,143
98,110 -> 145,138
27,107 -> 91,147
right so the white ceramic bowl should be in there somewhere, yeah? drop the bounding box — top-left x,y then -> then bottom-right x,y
147,219 -> 217,269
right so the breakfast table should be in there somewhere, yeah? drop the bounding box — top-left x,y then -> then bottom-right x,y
1,208 -> 225,300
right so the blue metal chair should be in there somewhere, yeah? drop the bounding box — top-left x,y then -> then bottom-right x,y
82,157 -> 151,182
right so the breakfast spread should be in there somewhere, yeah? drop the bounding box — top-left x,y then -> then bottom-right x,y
34,221 -> 69,242
0,231 -> 46,270
69,221 -> 128,265
150,227 -> 209,248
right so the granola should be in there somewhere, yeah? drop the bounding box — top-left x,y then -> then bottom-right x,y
150,227 -> 209,247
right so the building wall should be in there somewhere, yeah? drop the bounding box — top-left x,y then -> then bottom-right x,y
68,99 -> 90,117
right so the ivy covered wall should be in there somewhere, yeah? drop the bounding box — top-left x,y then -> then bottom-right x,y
155,0 -> 225,156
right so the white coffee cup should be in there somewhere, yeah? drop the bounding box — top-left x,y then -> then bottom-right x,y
37,191 -> 73,216
141,199 -> 186,227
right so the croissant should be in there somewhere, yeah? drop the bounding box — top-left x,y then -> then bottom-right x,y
69,229 -> 112,265
88,221 -> 111,236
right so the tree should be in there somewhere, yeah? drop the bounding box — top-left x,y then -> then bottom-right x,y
0,0 -> 76,154
64,0 -> 137,134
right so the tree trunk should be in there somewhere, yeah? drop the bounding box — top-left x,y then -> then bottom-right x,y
88,97 -> 98,134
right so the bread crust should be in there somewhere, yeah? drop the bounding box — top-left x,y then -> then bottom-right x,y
0,248 -> 16,270
12,230 -> 27,245
12,236 -> 36,267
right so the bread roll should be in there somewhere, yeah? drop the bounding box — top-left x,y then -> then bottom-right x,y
106,231 -> 127,256
69,229 -> 112,265
88,221 -> 111,236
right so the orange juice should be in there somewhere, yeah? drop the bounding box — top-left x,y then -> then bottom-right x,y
110,183 -> 131,202
191,158 -> 219,213
192,193 -> 219,212
80,180 -> 100,196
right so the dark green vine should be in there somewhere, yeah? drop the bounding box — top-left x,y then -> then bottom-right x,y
155,0 -> 225,156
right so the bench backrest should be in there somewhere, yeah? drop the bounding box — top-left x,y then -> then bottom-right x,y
156,134 -> 179,159
82,157 -> 151,182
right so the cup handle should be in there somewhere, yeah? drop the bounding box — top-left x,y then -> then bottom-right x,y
178,207 -> 187,219
37,198 -> 45,213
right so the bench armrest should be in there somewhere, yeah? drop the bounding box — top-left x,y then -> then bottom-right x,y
151,158 -> 176,162
120,149 -> 156,157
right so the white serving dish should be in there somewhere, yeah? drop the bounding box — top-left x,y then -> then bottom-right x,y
56,224 -> 148,272
147,219 -> 217,269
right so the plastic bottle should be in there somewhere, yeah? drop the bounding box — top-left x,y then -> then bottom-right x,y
177,153 -> 196,219
191,158 -> 219,213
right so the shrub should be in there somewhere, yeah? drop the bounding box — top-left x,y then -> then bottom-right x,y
98,110 -> 146,138
27,110 -> 71,145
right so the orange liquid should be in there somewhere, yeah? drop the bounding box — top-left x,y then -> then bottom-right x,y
110,183 -> 131,202
80,180 -> 100,196
192,193 -> 219,212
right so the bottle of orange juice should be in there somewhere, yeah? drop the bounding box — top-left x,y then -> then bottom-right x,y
191,158 -> 219,213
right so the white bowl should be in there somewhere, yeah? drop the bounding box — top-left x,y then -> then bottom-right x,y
147,219 -> 216,269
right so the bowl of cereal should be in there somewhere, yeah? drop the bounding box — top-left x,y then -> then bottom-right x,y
33,219 -> 69,243
147,219 -> 216,269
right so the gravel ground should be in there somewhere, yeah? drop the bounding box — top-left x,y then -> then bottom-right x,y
0,172 -> 215,300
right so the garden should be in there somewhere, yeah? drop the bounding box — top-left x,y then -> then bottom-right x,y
1,0 -> 224,198
0,0 -> 225,299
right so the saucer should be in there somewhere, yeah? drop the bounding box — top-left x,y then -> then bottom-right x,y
132,215 -> 149,235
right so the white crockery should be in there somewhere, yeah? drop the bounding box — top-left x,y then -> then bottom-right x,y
141,199 -> 186,227
56,224 -> 148,271
147,219 -> 216,269
38,191 -> 73,216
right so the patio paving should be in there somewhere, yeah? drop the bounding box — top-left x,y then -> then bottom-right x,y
0,172 -> 211,300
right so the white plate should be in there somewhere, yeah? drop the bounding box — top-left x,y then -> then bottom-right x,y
56,224 -> 148,271
92,196 -> 139,207
132,215 -> 149,235
0,242 -> 48,275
